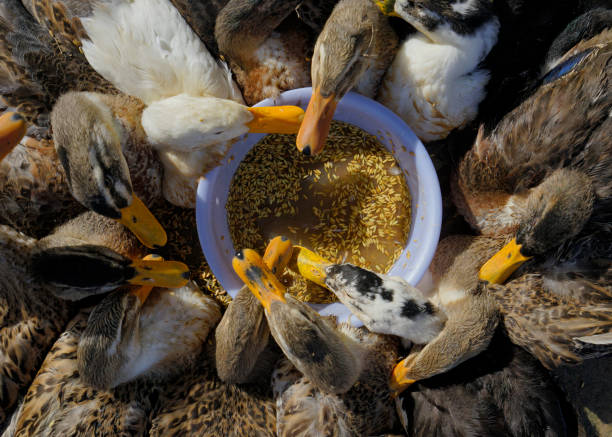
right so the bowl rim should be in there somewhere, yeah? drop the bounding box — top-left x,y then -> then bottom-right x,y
196,87 -> 442,325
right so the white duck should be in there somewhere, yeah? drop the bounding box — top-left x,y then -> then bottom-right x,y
55,0 -> 304,208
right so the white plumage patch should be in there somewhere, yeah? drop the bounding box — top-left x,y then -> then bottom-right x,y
81,0 -> 243,105
451,0 -> 478,15
141,94 -> 251,150
377,19 -> 499,142
325,265 -> 446,344
113,282 -> 220,387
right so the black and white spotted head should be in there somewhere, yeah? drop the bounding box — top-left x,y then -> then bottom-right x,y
393,0 -> 498,44
324,264 -> 446,344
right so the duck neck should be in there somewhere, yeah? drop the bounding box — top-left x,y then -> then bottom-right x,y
215,0 -> 300,68
406,19 -> 499,79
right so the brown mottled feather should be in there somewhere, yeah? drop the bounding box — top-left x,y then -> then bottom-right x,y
0,212 -> 143,422
0,0 -> 116,128
454,29 -> 612,235
273,326 -> 399,437
0,137 -> 83,238
488,272 -> 612,368
150,342 -> 277,437
8,311 -> 155,437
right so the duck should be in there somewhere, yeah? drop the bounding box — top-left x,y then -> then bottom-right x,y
232,244 -> 400,436
296,0 -> 499,155
215,236 -> 291,384
0,210 -> 189,424
4,0 -> 304,215
6,277 -> 278,436
74,0 -> 304,208
295,239 -> 570,437
377,0 -> 500,142
452,21 -> 612,238
295,238 -> 500,393
0,0 -> 167,247
214,0 -> 338,106
6,275 -> 221,437
397,329 -> 568,437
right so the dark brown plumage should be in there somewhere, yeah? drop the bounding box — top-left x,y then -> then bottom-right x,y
399,330 -> 567,437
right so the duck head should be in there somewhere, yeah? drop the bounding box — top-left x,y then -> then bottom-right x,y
479,169 -> 596,284
233,246 -> 365,394
51,92 -> 167,249
384,0 -> 496,43
296,0 -> 397,155
31,247 -> 190,301
0,111 -> 27,162
294,246 -> 445,344
77,254 -> 219,390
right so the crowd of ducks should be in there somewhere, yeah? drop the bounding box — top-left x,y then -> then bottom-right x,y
0,0 -> 610,435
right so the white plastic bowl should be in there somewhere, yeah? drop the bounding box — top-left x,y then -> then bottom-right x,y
196,87 -> 442,326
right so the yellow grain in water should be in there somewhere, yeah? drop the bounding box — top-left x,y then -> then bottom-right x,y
227,121 -> 411,303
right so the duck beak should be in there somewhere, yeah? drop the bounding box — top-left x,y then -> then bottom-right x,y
129,254 -> 165,303
263,236 -> 294,275
0,112 -> 27,162
128,257 -> 190,289
233,248 -> 287,311
246,106 -> 304,134
296,87 -> 338,156
389,359 -> 416,398
375,0 -> 400,17
292,246 -> 332,288
117,195 -> 167,249
478,238 -> 532,284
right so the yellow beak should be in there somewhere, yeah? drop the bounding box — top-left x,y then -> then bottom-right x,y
262,236 -> 294,276
232,248 -> 287,311
128,256 -> 190,289
129,254 -> 165,303
0,112 -> 27,162
292,246 -> 333,288
478,238 -> 532,284
375,0 -> 400,17
296,87 -> 338,156
117,195 -> 167,249
389,358 -> 416,398
246,106 -> 304,134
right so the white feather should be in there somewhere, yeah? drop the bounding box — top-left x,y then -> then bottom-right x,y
378,19 -> 499,142
113,282 -> 220,387
81,0 -> 243,105
141,94 -> 251,151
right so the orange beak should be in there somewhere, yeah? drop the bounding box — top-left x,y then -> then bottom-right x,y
246,106 -> 304,134
117,195 -> 167,249
129,254 -> 165,303
127,255 -> 190,290
389,358 -> 416,397
232,248 -> 287,311
478,238 -> 532,284
262,236 -> 294,276
296,87 -> 338,156
0,112 -> 27,162
292,245 -> 333,288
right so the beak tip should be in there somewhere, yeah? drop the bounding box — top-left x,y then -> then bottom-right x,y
181,271 -> 190,280
301,145 -> 311,156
